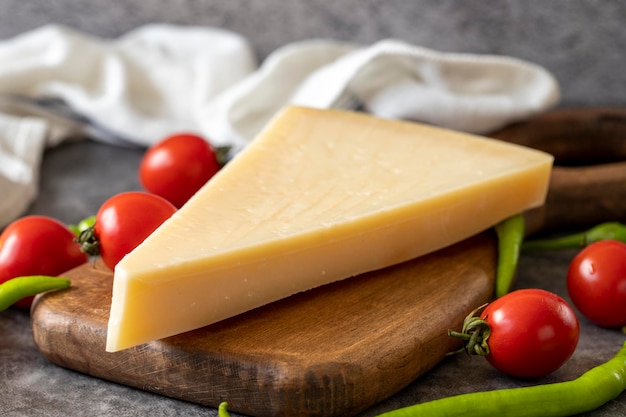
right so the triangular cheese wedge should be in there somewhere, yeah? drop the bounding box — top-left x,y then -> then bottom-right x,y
106,106 -> 553,352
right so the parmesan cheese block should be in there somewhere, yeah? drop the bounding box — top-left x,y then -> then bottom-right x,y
106,106 -> 553,352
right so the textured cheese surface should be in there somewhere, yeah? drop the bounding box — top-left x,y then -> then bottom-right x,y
106,106 -> 553,352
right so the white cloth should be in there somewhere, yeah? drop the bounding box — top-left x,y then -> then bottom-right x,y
0,24 -> 560,228
0,113 -> 48,226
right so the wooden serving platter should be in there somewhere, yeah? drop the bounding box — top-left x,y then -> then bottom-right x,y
32,232 -> 497,417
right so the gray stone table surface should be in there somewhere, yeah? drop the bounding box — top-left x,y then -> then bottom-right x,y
1,1 -> 626,416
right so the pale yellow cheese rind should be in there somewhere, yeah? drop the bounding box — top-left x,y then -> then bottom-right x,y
106,106 -> 553,352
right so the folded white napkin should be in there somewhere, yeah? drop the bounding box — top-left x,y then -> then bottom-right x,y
0,24 -> 560,228
0,113 -> 48,227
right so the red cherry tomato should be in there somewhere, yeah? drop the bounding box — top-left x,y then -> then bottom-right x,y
480,289 -> 579,378
567,239 -> 626,327
94,192 -> 176,270
0,215 -> 87,308
139,133 -> 220,208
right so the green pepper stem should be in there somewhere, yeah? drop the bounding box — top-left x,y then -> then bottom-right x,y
522,222 -> 626,251
218,402 -> 231,417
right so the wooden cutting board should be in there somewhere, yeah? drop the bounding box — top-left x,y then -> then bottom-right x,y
30,108 -> 626,417
490,107 -> 626,234
32,232 -> 496,417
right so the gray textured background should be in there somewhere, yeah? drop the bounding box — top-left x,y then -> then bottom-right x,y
1,0 -> 625,107
1,1 -> 625,417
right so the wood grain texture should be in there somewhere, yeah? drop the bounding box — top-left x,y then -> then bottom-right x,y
31,232 -> 497,417
524,161 -> 626,234
492,108 -> 626,165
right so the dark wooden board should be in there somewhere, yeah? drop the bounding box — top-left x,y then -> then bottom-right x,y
490,107 -> 626,234
31,232 -> 497,417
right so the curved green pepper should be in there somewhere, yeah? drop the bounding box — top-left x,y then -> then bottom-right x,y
494,214 -> 525,298
376,341 -> 626,417
68,215 -> 97,236
0,275 -> 71,312
523,221 -> 626,251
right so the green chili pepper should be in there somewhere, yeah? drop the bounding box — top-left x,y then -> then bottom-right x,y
218,402 -> 231,417
68,215 -> 97,236
376,341 -> 626,417
0,275 -> 71,312
494,214 -> 525,298
523,221 -> 626,252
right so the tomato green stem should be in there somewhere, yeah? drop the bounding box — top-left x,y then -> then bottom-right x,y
215,145 -> 233,167
0,275 -> 71,312
494,214 -> 525,298
376,341 -> 626,417
448,304 -> 491,356
522,221 -> 626,251
218,402 -> 231,417
75,225 -> 101,257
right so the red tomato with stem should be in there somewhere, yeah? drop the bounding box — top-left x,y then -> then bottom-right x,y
93,192 -> 177,271
479,289 -> 579,378
567,239 -> 626,327
139,133 -> 221,208
0,215 -> 87,308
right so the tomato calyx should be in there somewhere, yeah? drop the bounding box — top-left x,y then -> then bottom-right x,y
448,304 -> 491,356
72,215 -> 100,257
214,145 -> 233,167
75,225 -> 101,257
